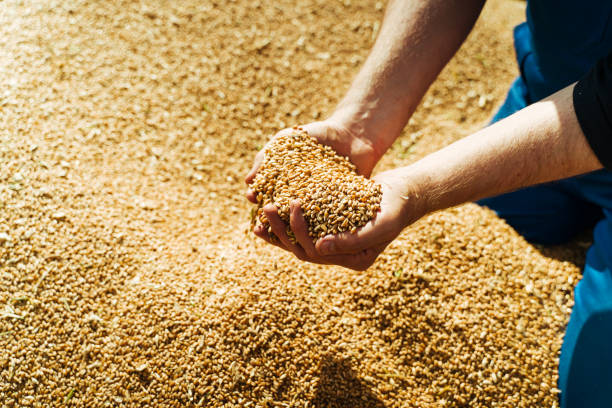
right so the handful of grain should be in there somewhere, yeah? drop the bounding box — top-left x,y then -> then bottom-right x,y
250,127 -> 382,242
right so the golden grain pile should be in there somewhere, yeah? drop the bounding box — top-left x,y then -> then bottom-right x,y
250,128 -> 382,241
0,0 -> 586,407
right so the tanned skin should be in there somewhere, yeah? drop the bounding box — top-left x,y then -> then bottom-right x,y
245,0 -> 602,271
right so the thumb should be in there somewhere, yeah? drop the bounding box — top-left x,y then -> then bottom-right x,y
315,219 -> 385,256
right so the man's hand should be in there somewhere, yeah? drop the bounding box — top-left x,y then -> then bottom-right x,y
251,168 -> 424,271
252,82 -> 604,272
244,0 -> 488,269
245,119 -> 379,203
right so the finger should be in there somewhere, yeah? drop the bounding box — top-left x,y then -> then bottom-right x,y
246,188 -> 257,203
289,201 -> 319,259
245,150 -> 264,184
329,241 -> 390,271
315,215 -> 387,256
263,204 -> 308,259
253,223 -> 287,251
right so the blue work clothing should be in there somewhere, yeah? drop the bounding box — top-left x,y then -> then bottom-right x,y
478,1 -> 612,407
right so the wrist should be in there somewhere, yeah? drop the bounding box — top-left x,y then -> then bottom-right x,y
329,103 -> 395,164
376,166 -> 431,229
315,113 -> 379,177
398,168 -> 431,227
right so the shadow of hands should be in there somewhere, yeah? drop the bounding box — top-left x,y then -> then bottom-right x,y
311,355 -> 386,408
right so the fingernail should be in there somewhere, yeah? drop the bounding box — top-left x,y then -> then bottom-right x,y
320,241 -> 335,255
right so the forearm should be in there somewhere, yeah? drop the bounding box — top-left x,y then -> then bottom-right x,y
401,83 -> 602,218
332,0 -> 485,160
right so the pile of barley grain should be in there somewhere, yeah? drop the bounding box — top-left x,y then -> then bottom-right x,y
250,128 -> 382,241
0,0 -> 585,407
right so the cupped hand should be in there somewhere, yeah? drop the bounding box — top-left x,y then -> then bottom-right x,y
244,119 -> 379,203
252,167 -> 425,271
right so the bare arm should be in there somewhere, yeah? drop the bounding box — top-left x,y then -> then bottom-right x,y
402,84 -> 602,217
331,0 -> 486,161
247,0 -> 485,185
272,82 -> 603,268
